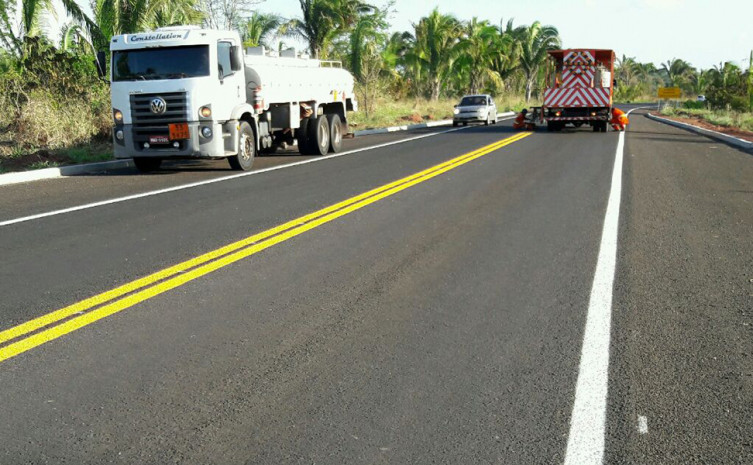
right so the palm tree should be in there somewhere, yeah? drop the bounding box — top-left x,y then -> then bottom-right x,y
514,21 -> 560,102
92,0 -> 203,51
661,58 -> 693,87
286,0 -> 374,59
347,12 -> 387,115
491,18 -> 521,90
404,8 -> 461,100
452,18 -> 503,94
0,0 -> 101,57
240,12 -> 284,48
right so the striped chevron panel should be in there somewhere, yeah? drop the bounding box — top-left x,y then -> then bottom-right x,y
561,50 -> 596,88
544,87 -> 611,107
561,67 -> 595,87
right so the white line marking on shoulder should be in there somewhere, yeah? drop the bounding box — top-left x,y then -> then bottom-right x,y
563,107 -> 641,465
638,415 -> 648,434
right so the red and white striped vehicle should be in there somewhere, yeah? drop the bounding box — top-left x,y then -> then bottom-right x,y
539,49 -> 615,132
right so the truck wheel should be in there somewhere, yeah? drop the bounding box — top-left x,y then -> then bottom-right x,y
228,121 -> 255,171
326,114 -> 343,153
296,117 -> 311,154
306,116 -> 330,156
452,121 -> 458,127
484,115 -> 490,126
593,124 -> 600,132
133,157 -> 162,172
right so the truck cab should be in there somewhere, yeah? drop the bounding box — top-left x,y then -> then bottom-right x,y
109,26 -> 356,172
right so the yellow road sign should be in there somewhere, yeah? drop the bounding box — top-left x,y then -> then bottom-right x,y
658,87 -> 682,99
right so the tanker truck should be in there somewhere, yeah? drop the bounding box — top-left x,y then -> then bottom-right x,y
105,26 -> 357,172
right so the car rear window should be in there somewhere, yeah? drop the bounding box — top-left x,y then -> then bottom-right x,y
460,96 -> 487,106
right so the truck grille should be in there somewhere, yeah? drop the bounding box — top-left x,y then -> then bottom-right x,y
129,92 -> 189,148
130,92 -> 188,125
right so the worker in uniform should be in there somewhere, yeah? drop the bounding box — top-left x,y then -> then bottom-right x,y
513,108 -> 533,130
610,107 -> 629,131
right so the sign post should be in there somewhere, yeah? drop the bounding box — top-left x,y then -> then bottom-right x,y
658,87 -> 682,110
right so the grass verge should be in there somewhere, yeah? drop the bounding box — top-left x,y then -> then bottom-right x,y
660,107 -> 753,132
348,95 -> 531,130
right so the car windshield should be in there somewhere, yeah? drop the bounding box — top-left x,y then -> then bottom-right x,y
112,45 -> 210,81
459,96 -> 487,106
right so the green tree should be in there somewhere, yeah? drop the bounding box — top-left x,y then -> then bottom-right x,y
404,8 -> 461,100
286,0 -> 375,59
347,8 -> 388,115
240,11 -> 284,48
92,0 -> 203,51
661,58 -> 693,87
514,21 -> 560,102
490,18 -> 521,92
452,18 -> 503,94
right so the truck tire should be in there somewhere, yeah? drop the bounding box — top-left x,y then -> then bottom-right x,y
296,117 -> 311,154
326,114 -> 343,153
306,116 -> 330,156
228,121 -> 255,171
133,157 -> 162,172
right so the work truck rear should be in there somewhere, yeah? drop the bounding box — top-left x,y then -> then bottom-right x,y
539,49 -> 615,132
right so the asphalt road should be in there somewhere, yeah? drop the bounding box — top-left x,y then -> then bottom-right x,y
0,109 -> 750,464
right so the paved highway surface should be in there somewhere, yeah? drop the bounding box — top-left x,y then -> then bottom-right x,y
0,108 -> 750,464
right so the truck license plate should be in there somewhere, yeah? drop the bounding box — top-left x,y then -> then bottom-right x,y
149,135 -> 169,144
169,123 -> 190,140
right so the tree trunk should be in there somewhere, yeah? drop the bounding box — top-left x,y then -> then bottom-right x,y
431,78 -> 440,101
525,78 -> 533,102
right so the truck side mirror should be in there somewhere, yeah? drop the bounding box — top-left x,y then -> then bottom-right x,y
613,79 -> 618,87
230,46 -> 242,72
95,51 -> 107,78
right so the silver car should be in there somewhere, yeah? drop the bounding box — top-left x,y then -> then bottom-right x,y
453,94 -> 498,126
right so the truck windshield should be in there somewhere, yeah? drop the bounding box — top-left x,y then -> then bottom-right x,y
113,45 -> 210,81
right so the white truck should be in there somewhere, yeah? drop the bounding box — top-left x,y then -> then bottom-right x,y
105,26 -> 357,172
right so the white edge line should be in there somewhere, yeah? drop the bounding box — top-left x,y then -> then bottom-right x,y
563,107 -> 642,465
637,416 -> 648,435
0,116 -> 517,228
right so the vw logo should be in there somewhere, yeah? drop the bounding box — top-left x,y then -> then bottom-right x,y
150,97 -> 167,114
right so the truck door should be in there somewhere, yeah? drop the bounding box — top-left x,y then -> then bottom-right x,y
215,39 -> 244,121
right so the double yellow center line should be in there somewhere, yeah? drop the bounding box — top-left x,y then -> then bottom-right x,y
0,132 -> 532,363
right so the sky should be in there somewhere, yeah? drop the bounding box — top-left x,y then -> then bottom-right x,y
42,0 -> 751,69
251,0 -> 752,70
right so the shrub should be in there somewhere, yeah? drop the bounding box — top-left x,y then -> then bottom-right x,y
682,100 -> 705,110
14,88 -> 110,149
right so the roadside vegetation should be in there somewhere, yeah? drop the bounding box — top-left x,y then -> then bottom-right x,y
0,0 -> 751,173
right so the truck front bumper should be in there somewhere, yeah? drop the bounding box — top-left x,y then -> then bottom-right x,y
113,121 -> 236,159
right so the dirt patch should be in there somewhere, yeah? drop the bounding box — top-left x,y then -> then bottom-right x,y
651,112 -> 753,143
401,113 -> 424,124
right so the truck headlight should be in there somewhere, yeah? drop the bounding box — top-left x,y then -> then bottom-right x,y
113,109 -> 123,122
453,108 -> 460,115
201,126 -> 212,138
199,106 -> 212,118
115,129 -> 124,140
